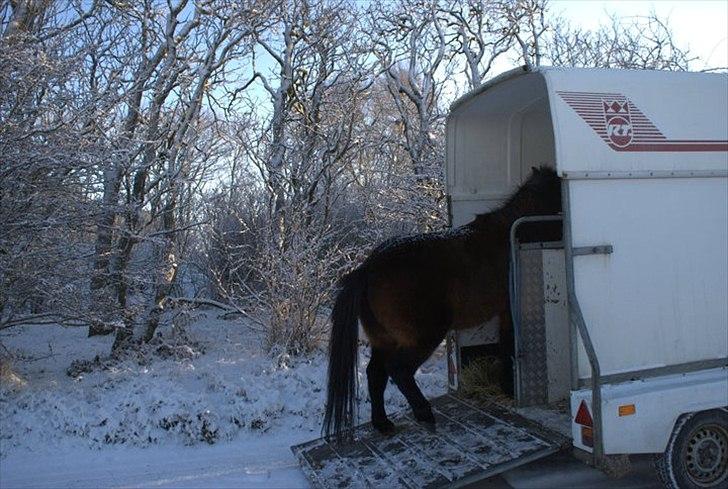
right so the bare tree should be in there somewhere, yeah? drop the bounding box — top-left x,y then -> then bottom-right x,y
545,12 -> 694,71
87,0 -> 207,337
365,0 -> 451,231
1,0 -> 107,331
103,1 -> 271,348
443,0 -> 534,88
501,0 -> 548,70
199,0 -> 374,354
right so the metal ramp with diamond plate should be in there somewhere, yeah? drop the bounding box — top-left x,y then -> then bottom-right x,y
291,394 -> 568,489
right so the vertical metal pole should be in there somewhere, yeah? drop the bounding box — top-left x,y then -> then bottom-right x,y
562,180 -> 605,463
446,194 -> 454,229
567,209 -> 579,392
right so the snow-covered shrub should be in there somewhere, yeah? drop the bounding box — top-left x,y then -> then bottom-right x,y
200,191 -> 361,355
0,315 -> 448,453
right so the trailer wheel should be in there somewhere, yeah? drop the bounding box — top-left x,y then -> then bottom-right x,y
655,409 -> 728,489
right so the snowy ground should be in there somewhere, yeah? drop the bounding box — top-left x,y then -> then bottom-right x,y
0,313 -> 447,488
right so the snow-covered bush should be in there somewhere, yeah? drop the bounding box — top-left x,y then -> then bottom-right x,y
0,315 -> 448,452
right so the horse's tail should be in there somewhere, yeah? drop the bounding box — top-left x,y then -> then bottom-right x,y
323,267 -> 365,440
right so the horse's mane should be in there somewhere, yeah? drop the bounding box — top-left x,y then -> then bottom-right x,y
365,166 -> 559,261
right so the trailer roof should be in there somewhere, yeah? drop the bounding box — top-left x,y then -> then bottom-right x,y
449,66 -> 728,177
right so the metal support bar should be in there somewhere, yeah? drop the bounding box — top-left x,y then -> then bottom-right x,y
577,358 -> 728,388
518,241 -> 565,251
561,169 -> 728,180
562,181 -> 605,464
573,245 -> 613,256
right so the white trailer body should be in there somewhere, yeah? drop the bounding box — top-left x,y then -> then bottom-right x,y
446,66 -> 728,466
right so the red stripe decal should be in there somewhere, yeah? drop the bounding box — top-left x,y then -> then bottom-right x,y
558,91 -> 727,152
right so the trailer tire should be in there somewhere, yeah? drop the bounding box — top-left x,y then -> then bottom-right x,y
654,409 -> 728,489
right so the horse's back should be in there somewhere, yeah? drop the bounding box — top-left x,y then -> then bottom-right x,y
361,230 -> 485,349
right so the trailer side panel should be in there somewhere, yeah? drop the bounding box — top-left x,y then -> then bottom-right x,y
568,176 -> 728,379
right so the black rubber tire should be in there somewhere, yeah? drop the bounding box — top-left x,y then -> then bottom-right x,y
654,408 -> 728,489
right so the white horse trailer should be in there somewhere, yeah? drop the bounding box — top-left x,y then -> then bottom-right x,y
446,66 -> 728,487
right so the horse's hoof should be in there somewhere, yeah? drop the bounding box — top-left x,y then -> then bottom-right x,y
420,420 -> 437,433
373,419 -> 396,435
413,407 -> 436,424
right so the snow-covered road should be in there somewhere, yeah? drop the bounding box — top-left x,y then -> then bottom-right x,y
2,439 -> 309,489
2,444 -> 665,489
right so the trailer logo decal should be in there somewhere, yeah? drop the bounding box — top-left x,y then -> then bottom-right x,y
557,91 -> 728,152
603,100 -> 633,147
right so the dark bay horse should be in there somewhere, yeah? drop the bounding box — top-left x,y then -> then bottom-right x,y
323,166 -> 562,439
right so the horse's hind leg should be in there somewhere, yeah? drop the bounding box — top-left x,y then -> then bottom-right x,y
387,348 -> 436,424
498,309 -> 515,396
367,348 -> 394,433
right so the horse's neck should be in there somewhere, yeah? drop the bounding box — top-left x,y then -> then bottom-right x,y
466,214 -> 509,245
500,190 -> 540,223
468,190 -> 539,240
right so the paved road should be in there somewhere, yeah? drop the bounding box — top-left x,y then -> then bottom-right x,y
470,452 -> 663,489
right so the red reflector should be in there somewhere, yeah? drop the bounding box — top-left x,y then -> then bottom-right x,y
581,426 -> 594,448
575,400 -> 593,427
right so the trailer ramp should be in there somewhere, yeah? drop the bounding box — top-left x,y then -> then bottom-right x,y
292,394 -> 568,488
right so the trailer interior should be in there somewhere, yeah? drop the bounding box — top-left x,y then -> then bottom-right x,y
446,70 -> 574,439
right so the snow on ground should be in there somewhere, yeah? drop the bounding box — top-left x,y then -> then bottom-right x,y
0,312 -> 447,488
